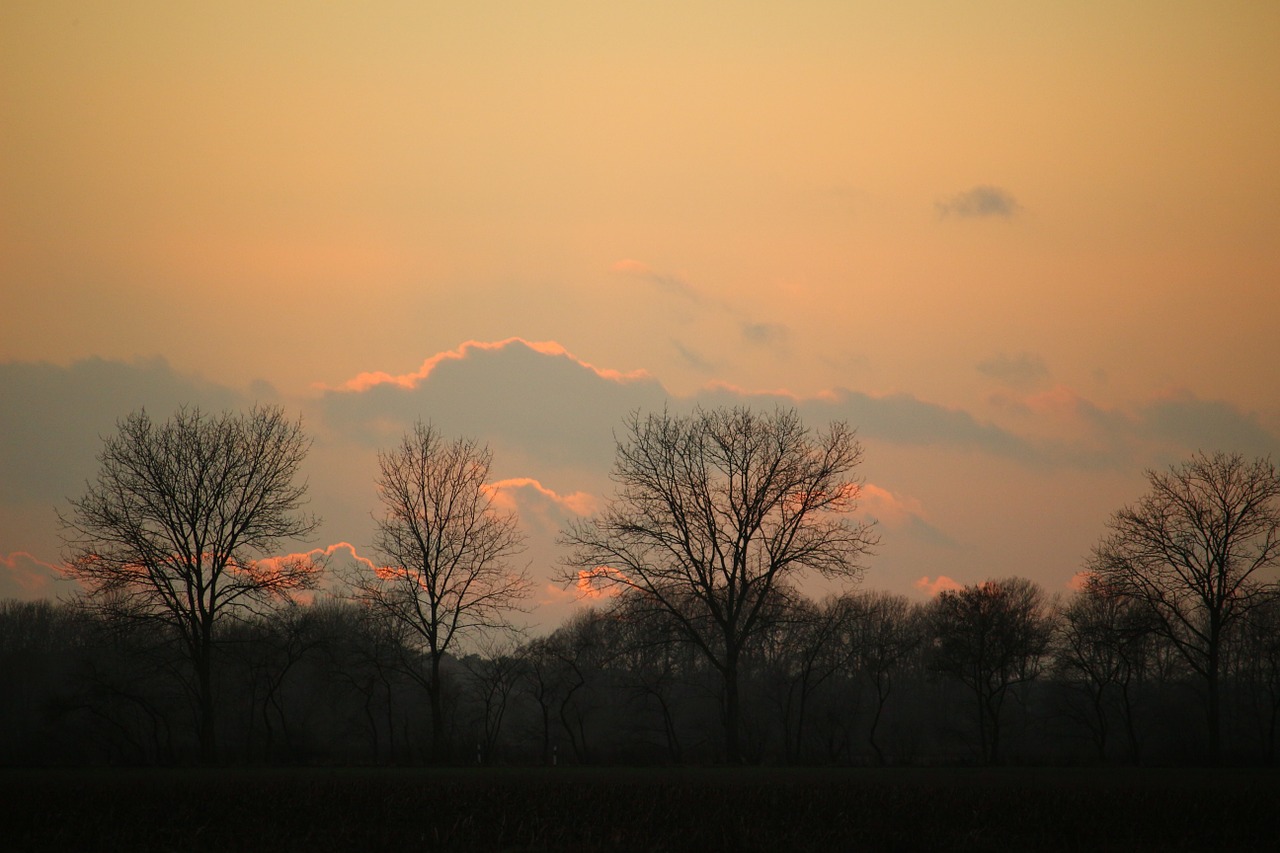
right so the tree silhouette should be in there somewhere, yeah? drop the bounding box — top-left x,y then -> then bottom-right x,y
349,420 -> 529,762
1086,451 -> 1280,761
60,405 -> 320,762
561,406 -> 877,762
928,577 -> 1054,764
1055,587 -> 1154,762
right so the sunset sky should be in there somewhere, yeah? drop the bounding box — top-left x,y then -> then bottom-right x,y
3,2 -> 1279,629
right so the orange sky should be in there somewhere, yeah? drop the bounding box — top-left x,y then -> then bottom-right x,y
3,2 -> 1279,627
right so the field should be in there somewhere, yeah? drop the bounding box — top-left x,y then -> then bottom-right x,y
3,765 -> 1277,852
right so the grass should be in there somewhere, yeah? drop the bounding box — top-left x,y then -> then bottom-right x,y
2,765 -> 1277,852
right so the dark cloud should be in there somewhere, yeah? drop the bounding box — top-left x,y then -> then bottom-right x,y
692,386 -> 1040,463
937,185 -> 1020,219
1136,394 -> 1280,462
742,322 -> 790,347
672,340 -> 716,374
323,340 -> 1043,468
320,339 -> 668,475
903,515 -> 960,549
0,357 -> 245,507
1038,389 -> 1280,470
976,352 -> 1050,389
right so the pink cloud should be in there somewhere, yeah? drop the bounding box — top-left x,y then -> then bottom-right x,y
536,580 -> 614,607
255,541 -> 380,574
1,551 -> 64,598
484,477 -> 599,516
325,338 -> 650,393
573,566 -> 628,599
1066,571 -> 1092,592
914,575 -> 964,597
859,483 -> 927,527
611,258 -> 654,275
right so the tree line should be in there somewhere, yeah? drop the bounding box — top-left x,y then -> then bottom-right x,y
4,404 -> 1275,766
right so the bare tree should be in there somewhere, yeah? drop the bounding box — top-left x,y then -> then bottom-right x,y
351,420 -> 529,762
59,405 -> 321,762
928,577 -> 1055,764
460,637 -> 523,764
1086,451 -> 1280,761
848,591 -> 924,765
560,406 -> 877,763
1054,587 -> 1154,763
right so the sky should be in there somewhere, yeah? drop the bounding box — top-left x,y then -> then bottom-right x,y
3,1 -> 1279,632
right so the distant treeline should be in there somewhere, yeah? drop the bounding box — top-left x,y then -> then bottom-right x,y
3,583 -> 1278,767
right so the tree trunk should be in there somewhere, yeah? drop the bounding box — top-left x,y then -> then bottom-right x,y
1206,656 -> 1222,763
866,678 -> 889,767
428,652 -> 446,763
197,650 -> 217,764
722,649 -> 742,764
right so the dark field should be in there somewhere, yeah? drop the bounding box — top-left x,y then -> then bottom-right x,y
3,765 -> 1277,852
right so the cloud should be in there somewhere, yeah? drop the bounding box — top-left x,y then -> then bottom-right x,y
611,259 -> 699,302
326,337 -> 649,393
859,484 -> 957,548
914,575 -> 964,597
976,352 -> 1050,389
327,342 -> 1042,466
937,185 -> 1020,219
990,383 -> 1280,469
257,542 -> 380,577
742,321 -> 790,347
0,552 -> 66,600
1067,572 -> 1091,592
1136,392 -> 1280,461
486,477 -> 597,516
484,477 -> 599,544
672,339 -> 717,374
693,385 -> 1041,463
0,356 -> 244,506
320,338 -> 669,473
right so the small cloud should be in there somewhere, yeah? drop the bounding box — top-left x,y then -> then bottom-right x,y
574,566 -> 629,599
976,352 -> 1050,389
914,575 -> 964,597
742,322 -> 790,347
672,339 -> 716,374
611,259 -> 699,302
485,477 -> 598,517
937,185 -> 1020,219
859,483 -> 926,527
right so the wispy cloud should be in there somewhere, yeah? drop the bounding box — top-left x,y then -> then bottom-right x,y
0,552 -> 66,600
672,339 -> 717,374
611,259 -> 699,302
742,321 -> 790,347
937,185 -> 1020,219
977,352 -> 1050,389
